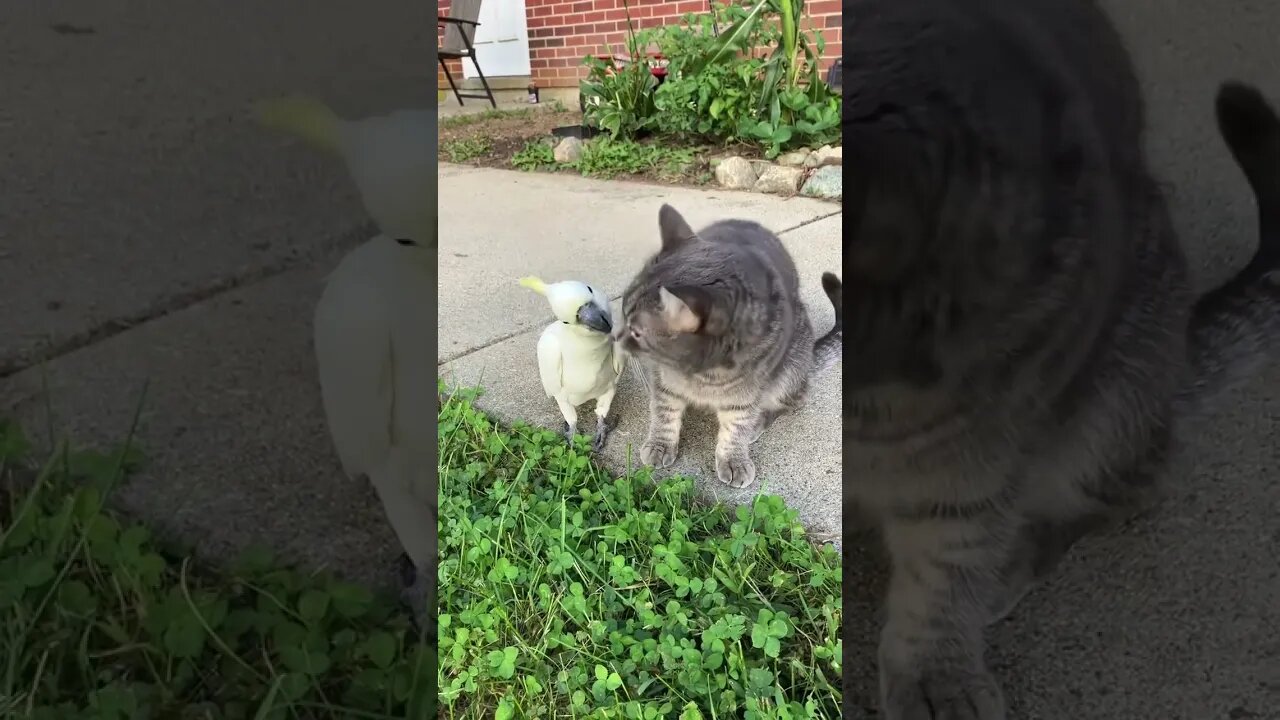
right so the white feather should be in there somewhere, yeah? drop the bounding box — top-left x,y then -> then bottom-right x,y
313,234 -> 434,569
535,321 -> 619,406
329,110 -> 434,243
536,329 -> 565,399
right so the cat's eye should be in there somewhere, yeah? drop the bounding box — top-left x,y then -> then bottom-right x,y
587,285 -> 593,293
630,328 -> 642,340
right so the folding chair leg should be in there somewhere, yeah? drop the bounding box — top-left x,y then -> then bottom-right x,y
439,57 -> 465,107
468,52 -> 498,109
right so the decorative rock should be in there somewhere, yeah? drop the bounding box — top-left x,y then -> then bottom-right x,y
801,165 -> 842,200
813,145 -> 842,166
753,165 -> 805,194
554,136 -> 583,163
749,159 -> 773,176
777,150 -> 811,167
715,156 -> 757,190
805,144 -> 833,167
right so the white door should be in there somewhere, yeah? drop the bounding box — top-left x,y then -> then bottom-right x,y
463,0 -> 532,78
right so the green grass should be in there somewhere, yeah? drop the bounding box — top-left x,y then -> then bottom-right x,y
0,381 -> 840,720
440,108 -> 535,130
573,138 -> 698,181
512,136 -> 703,182
510,140 -> 557,172
0,417 -> 433,720
442,138 -> 492,164
440,101 -> 568,130
437,384 -> 842,719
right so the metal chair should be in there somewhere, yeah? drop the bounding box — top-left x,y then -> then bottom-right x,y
438,0 -> 497,108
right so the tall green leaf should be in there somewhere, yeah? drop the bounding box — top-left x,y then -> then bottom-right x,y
691,0 -> 771,73
756,53 -> 785,116
779,0 -> 798,87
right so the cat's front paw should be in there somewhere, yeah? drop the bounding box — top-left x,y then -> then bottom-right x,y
880,666 -> 1006,720
639,437 -> 678,468
715,449 -> 757,488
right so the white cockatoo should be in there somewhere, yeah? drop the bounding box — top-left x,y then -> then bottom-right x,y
519,276 -> 625,452
253,95 -> 433,245
312,237 -> 434,614
254,95 -> 435,622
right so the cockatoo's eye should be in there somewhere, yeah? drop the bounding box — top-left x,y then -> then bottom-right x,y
629,328 -> 642,340
587,285 -> 593,293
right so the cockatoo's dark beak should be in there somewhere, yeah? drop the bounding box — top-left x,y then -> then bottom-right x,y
577,301 -> 612,334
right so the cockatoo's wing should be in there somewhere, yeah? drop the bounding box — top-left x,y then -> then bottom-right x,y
376,245 -> 437,574
369,448 -> 435,571
536,328 -> 565,399
312,242 -> 395,479
315,237 -> 436,578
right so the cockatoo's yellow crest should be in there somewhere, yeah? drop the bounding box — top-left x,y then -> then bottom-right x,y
519,276 -> 549,295
253,95 -> 341,154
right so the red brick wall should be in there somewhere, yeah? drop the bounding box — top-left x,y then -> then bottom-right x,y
439,0 -> 841,91
437,1 -> 465,91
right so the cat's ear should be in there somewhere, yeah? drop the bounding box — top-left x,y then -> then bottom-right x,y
659,285 -> 727,335
658,204 -> 698,252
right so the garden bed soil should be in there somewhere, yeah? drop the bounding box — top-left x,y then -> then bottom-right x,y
438,105 -> 766,188
439,105 -> 580,159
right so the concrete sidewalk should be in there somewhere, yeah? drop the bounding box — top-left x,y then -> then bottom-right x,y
0,0 -> 430,376
438,165 -> 844,544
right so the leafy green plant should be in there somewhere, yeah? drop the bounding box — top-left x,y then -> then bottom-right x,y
649,1 -> 840,157
437,381 -> 842,718
0,417 -> 433,720
700,0 -> 841,156
510,140 -> 557,171
573,137 -> 696,179
443,137 -> 491,163
650,3 -> 772,144
579,1 -> 660,139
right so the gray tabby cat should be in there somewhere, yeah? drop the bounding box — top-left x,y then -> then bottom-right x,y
844,0 -> 1280,718
615,204 -> 841,488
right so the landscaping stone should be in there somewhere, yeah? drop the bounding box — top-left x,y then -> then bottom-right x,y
714,156 -> 758,190
749,159 -> 774,177
801,165 -> 842,200
753,165 -> 805,194
814,145 -> 843,166
553,136 -> 583,163
777,150 -> 811,167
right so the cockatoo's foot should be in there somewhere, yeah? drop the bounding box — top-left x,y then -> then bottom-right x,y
592,416 -> 610,453
563,421 -> 577,447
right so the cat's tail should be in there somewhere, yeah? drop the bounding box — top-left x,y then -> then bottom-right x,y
813,272 -> 843,374
1179,81 -> 1280,411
